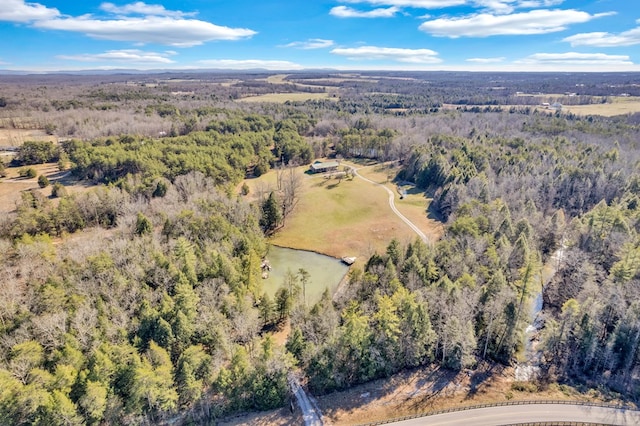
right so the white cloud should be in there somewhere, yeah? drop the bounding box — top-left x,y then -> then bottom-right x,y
339,0 -> 466,8
517,0 -> 564,7
473,0 -> 564,14
197,59 -> 305,70
337,0 -> 564,13
0,0 -> 59,22
419,9 -> 612,37
1,1 -> 255,47
99,2 -> 195,18
330,6 -> 399,18
564,23 -> 640,47
282,39 -> 335,49
517,52 -> 633,66
331,46 -> 441,63
57,49 -> 176,64
466,56 -> 505,63
34,16 -> 256,47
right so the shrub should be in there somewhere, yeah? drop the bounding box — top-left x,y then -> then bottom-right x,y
44,123 -> 57,135
152,181 -> 168,198
511,382 -> 538,393
19,167 -> 37,178
253,161 -> 268,177
51,182 -> 67,198
38,174 -> 50,188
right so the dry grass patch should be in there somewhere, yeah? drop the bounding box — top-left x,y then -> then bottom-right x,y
0,163 -> 94,213
236,92 -> 333,103
0,129 -> 56,147
265,74 -> 289,84
315,364 -> 616,425
562,98 -> 640,117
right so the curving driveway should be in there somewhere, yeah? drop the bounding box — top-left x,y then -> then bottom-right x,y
351,168 -> 428,243
385,403 -> 640,426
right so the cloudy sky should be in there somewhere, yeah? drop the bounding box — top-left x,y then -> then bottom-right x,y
0,0 -> 638,72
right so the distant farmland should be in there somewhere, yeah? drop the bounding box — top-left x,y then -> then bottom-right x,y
236,92 -> 335,103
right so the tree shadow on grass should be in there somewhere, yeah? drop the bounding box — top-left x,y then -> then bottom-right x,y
317,365 -> 461,422
427,202 -> 444,222
464,363 -> 505,400
403,368 -> 459,412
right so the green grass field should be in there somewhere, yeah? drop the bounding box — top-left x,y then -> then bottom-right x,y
242,162 -> 443,265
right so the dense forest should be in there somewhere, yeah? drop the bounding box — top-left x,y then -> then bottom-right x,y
1,71 -> 640,424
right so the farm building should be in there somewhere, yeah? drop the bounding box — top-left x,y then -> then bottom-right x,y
309,160 -> 339,174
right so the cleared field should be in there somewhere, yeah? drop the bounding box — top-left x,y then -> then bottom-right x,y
265,74 -> 336,91
445,96 -> 640,117
242,161 -> 443,265
352,162 -> 444,243
236,92 -> 333,103
562,98 -> 640,117
0,163 -> 58,212
0,163 -> 93,213
0,128 -> 56,147
265,74 -> 290,85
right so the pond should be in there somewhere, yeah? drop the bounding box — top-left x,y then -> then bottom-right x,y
261,245 -> 350,305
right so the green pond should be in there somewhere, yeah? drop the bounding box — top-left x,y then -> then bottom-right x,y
262,245 -> 350,304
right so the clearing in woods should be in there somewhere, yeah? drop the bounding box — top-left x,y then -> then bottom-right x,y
241,161 -> 443,267
561,97 -> 640,117
0,128 -> 56,147
0,163 -> 94,213
236,92 -> 334,103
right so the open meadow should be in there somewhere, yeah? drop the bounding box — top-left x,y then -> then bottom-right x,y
0,128 -> 56,147
0,163 -> 93,213
562,97 -> 640,116
236,92 -> 334,103
242,161 -> 443,265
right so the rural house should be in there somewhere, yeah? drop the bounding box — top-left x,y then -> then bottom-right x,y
309,160 -> 339,174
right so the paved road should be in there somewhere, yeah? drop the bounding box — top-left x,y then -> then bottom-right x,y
387,403 -> 640,425
351,168 -> 428,243
289,374 -> 323,426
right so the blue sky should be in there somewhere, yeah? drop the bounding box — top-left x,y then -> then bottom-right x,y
0,0 -> 638,72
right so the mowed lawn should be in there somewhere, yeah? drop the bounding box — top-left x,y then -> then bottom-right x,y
243,162 -> 444,264
351,162 -> 444,243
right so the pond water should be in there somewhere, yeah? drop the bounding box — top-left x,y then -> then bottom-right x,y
261,245 -> 350,305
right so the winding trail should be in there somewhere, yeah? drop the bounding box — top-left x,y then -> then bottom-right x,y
351,167 -> 428,243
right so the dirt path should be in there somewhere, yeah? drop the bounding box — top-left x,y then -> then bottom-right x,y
351,167 -> 428,243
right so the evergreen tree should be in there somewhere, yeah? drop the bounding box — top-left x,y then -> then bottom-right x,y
260,192 -> 281,234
